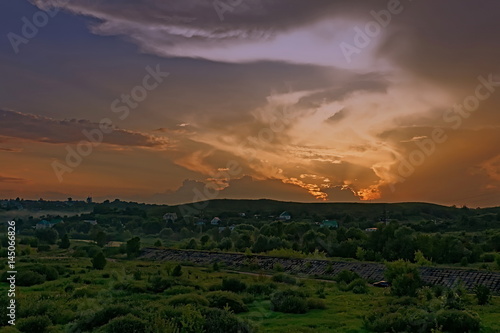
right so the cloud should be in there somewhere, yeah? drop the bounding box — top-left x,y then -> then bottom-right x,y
0,109 -> 169,148
150,175 -> 324,205
30,0 -> 385,69
0,175 -> 27,184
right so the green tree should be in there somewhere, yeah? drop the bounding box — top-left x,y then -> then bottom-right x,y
59,233 -> 70,249
94,231 -> 107,247
126,237 -> 141,258
92,252 -> 107,270
385,259 -> 422,297
35,228 -> 59,244
474,285 -> 491,305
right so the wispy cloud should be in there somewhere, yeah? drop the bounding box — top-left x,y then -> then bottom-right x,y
0,109 -> 169,148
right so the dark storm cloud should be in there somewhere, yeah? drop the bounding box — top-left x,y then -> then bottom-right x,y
0,109 -> 168,147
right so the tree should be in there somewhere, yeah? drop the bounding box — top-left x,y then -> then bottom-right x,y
385,260 -> 422,297
200,235 -> 210,245
126,237 -> 141,258
35,228 -> 59,245
251,235 -> 269,253
94,231 -> 107,247
92,252 -> 107,270
474,285 -> 491,305
59,234 -> 70,249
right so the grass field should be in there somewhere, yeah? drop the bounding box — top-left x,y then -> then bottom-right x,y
1,241 -> 500,333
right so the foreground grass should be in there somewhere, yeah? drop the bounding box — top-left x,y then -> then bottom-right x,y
1,245 -> 500,333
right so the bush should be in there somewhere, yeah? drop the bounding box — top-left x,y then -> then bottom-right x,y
221,278 -> 247,293
164,286 -> 196,296
481,253 -> 496,262
365,308 -> 436,333
202,308 -> 255,333
149,276 -> 174,293
167,293 -> 209,307
37,244 -> 51,252
104,314 -> 146,333
17,315 -> 52,333
271,273 -> 297,285
348,278 -> 369,294
206,291 -> 248,313
76,305 -> 131,331
17,271 -> 46,286
171,264 -> 183,277
385,260 -> 422,297
26,264 -> 59,281
474,285 -> 491,305
247,282 -> 276,295
436,309 -> 480,333
334,270 -> 361,284
307,298 -> 327,310
271,289 -> 308,314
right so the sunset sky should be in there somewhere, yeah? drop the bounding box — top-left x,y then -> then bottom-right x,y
1,0 -> 499,207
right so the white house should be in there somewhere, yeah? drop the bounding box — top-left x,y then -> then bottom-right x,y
84,220 -> 98,225
278,211 -> 291,221
163,213 -> 178,222
211,217 -> 221,225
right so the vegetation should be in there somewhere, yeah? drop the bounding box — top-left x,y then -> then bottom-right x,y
1,199 -> 500,332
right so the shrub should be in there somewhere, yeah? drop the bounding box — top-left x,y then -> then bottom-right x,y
202,308 -> 255,333
271,290 -> 308,314
37,244 -> 51,252
17,271 -> 46,286
271,273 -> 297,285
348,278 -> 369,294
334,270 -> 361,284
481,253 -> 496,262
72,287 -> 97,299
76,305 -> 131,331
149,276 -> 174,292
164,286 -> 196,296
307,298 -> 327,310
436,309 -> 480,333
104,314 -> 147,333
132,270 -> 142,280
167,293 -> 209,307
385,260 -> 422,297
171,264 -> 183,277
206,291 -> 248,313
247,282 -> 276,295
365,308 -> 436,333
17,315 -> 52,333
474,285 -> 491,305
26,264 -> 59,281
221,278 -> 247,293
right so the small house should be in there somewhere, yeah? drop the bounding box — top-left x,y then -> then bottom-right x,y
163,213 -> 178,222
277,211 -> 291,221
320,220 -> 339,228
211,217 -> 221,225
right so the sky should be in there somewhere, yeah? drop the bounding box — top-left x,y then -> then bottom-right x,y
0,0 -> 499,207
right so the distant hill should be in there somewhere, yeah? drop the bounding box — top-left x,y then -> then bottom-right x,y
168,199 -> 500,222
